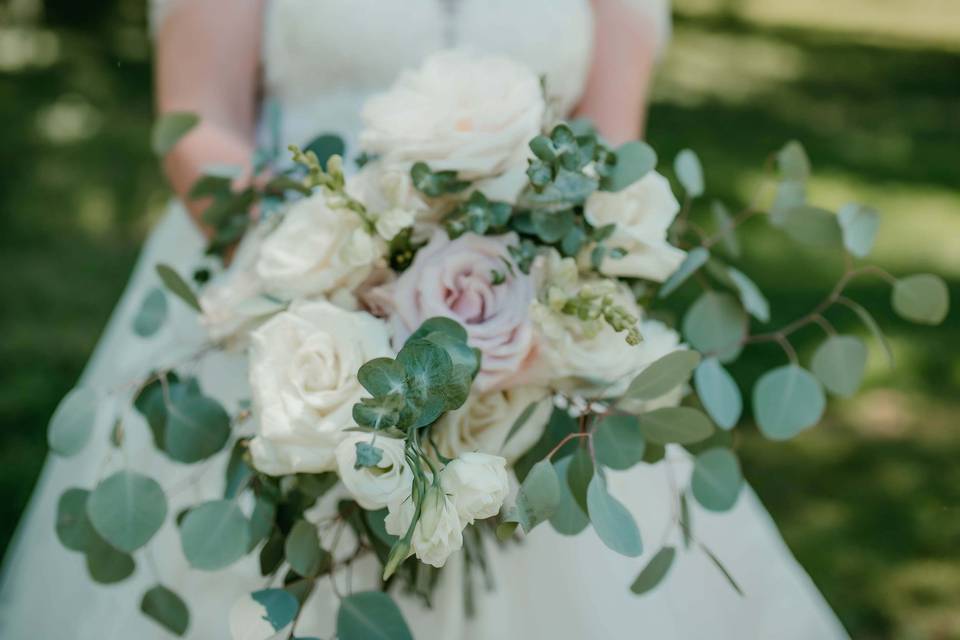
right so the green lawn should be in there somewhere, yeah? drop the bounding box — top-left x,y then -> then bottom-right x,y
1,1 -> 957,637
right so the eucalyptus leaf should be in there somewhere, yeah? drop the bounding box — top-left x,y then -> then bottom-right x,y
48,386 -> 98,457
711,201 -> 740,258
693,358 -> 742,430
770,180 -> 806,224
141,585 -> 190,636
152,111 -> 199,155
682,292 -> 746,363
357,358 -> 407,398
637,407 -> 715,445
753,365 -> 826,440
593,415 -> 645,471
549,455 -> 590,536
780,206 -> 843,248
285,520 -> 328,578
658,248 -> 709,298
777,141 -> 811,181
837,203 -> 880,258
587,473 -> 643,557
811,335 -> 867,398
602,141 -> 657,192
892,274 -> 950,325
691,448 -> 743,512
674,149 -> 704,197
252,588 -> 300,631
502,401 -> 539,450
624,350 -> 701,401
133,288 -> 168,337
337,591 -> 413,640
726,267 -> 770,323
56,488 -> 97,552
304,133 -> 346,168
85,532 -> 135,584
248,497 -> 276,550
180,500 -> 250,570
630,546 -> 676,595
156,264 -> 201,312
87,470 -> 167,553
499,459 -> 561,537
566,447 -> 594,515
165,393 -> 231,463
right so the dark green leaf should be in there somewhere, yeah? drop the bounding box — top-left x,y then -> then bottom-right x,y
85,532 -> 135,584
87,470 -> 167,552
304,134 -> 346,168
701,544 -> 744,596
56,488 -> 97,552
155,264 -> 201,312
141,585 -> 190,636
248,497 -> 276,549
630,546 -> 676,595
285,520 -> 328,578
549,455 -> 589,536
502,401 -> 539,450
566,446 -> 594,514
48,386 -> 98,457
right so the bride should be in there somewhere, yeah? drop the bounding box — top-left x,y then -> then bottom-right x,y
0,0 -> 849,637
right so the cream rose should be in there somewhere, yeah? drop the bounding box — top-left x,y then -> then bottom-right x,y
255,191 -> 382,300
335,433 -> 412,510
375,229 -> 538,391
440,452 -> 509,524
247,301 -> 392,475
431,387 -> 552,463
584,171 -> 686,282
359,51 -> 545,179
385,486 -> 463,568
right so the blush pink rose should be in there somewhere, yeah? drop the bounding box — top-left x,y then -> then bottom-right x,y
378,230 -> 537,391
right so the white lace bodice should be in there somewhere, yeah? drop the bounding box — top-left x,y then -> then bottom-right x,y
151,0 -> 671,153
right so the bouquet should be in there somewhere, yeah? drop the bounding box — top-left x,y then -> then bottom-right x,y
48,51 -> 949,638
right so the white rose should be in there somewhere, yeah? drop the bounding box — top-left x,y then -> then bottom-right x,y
431,387 -> 552,463
374,208 -> 415,242
440,452 -> 509,524
255,191 -> 383,300
247,301 -> 392,475
335,433 -> 412,510
385,486 -> 463,568
360,51 -> 545,179
584,171 -> 686,282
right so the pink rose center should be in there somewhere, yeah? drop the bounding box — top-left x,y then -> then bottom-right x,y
445,271 -> 495,324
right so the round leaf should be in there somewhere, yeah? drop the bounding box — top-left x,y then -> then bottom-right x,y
811,335 -> 867,397
630,546 -> 676,595
141,585 -> 190,636
549,456 -> 590,536
625,349 -> 701,401
674,148 -> 704,197
165,393 -> 231,463
87,470 -> 167,553
251,588 -> 300,631
180,500 -> 250,570
753,365 -> 825,440
48,386 -> 98,457
133,288 -> 168,337
892,274 -> 949,325
682,292 -> 746,363
593,415 -> 645,471
85,533 -> 135,584
337,591 -> 413,640
637,407 -> 715,445
693,358 -> 742,430
658,248 -> 709,299
285,519 -> 327,578
56,488 -> 97,551
691,448 -> 742,512
837,203 -> 879,258
780,205 -> 843,248
586,473 -> 643,557
777,141 -> 810,181
508,459 -> 561,534
602,141 -> 657,191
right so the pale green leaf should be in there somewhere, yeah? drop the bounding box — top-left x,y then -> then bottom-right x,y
752,365 -> 825,440
658,248 -> 709,298
587,473 -> 643,557
682,292 -> 746,363
502,401 -> 539,450
691,448 -> 742,512
693,358 -> 742,430
252,588 -> 300,631
56,488 -> 97,552
727,267 -> 770,323
711,201 -> 740,258
593,415 -> 645,471
811,335 -> 867,397
837,203 -> 879,258
337,591 -> 413,640
548,455 -> 589,536
892,274 -> 950,325
165,393 -> 231,463
180,500 -> 250,570
48,386 -> 98,457
777,141 -> 810,182
285,520 -> 328,578
602,141 -> 657,192
780,205 -> 843,248
624,350 -> 701,401
87,470 -> 167,552
133,288 -> 168,337
674,148 -> 704,197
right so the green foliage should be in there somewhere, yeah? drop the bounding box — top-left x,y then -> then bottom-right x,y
837,203 -> 880,258
354,441 -> 384,469
630,546 -> 676,595
47,386 -> 98,457
85,532 -> 135,584
682,292 -> 746,362
811,335 -> 868,397
891,274 -> 950,325
624,350 -> 701,401
151,112 -> 199,155
252,588 -> 300,631
566,447 -> 594,515
593,415 -> 646,471
155,264 -> 201,312
497,459 -> 560,539
691,448 -> 743,512
445,191 -> 511,239
337,591 -> 413,640
55,488 -> 97,551
303,134 -> 346,169
587,473 -> 643,557
711,201 -> 740,258
87,470 -> 167,553
132,288 -> 168,337
601,141 -> 657,192
164,392 -> 231,463
693,358 -> 742,430
548,455 -> 589,536
410,162 -> 469,198
247,497 -> 276,550
285,520 -> 329,578
725,267 -> 770,323
674,149 -> 705,197
753,365 -> 826,440
141,585 -> 190,636
180,500 -> 250,570
637,407 -> 715,445
502,401 -> 539,450
658,247 -> 709,298
779,205 -> 843,248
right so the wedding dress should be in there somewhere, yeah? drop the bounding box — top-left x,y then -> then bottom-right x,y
0,1 -> 849,638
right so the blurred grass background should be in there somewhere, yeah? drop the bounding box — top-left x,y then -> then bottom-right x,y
0,0 -> 957,637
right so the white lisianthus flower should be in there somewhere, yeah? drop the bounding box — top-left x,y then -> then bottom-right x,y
334,433 -> 412,510
440,452 -> 509,524
431,387 -> 552,463
385,486 -> 463,568
247,301 -> 392,475
255,191 -> 383,301
360,51 -> 545,179
584,171 -> 686,282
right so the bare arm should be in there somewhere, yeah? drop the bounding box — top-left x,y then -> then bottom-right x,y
155,0 -> 264,236
575,0 -> 661,145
